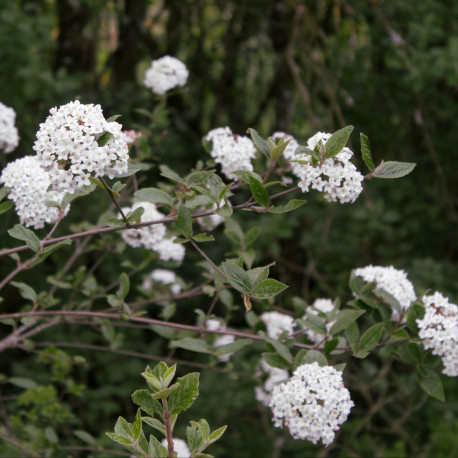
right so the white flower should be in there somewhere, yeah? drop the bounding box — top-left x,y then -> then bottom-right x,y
161,437 -> 190,457
354,265 -> 416,321
205,127 -> 257,180
255,360 -> 289,406
197,202 -> 225,231
154,238 -> 186,262
291,131 -> 364,204
142,269 -> 182,295
260,311 -> 296,340
303,298 -> 336,344
0,156 -> 69,229
144,56 -> 189,95
417,292 -> 458,377
269,362 -> 354,446
205,319 -> 235,362
0,102 -> 19,153
33,100 -> 129,194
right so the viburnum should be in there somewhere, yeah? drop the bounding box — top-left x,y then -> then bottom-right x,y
417,292 -> 458,377
269,362 -> 354,446
143,56 -> 189,95
121,202 -> 185,262
205,319 -> 235,362
354,265 -> 416,320
33,100 -> 129,194
161,437 -> 190,457
271,131 -> 299,162
291,132 -> 364,203
0,156 -> 69,229
260,311 -> 296,339
142,269 -> 182,295
255,360 -> 289,406
205,127 -> 257,180
303,298 -> 336,344
0,102 -> 19,153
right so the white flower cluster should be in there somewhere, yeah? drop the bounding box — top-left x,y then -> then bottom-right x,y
33,100 -> 129,194
144,56 -> 189,95
269,362 -> 354,446
205,127 -> 257,180
121,202 -> 185,262
255,359 -> 289,406
0,102 -> 19,153
291,132 -> 364,203
161,437 -> 190,457
205,319 -> 235,362
0,156 -> 69,229
354,265 -> 416,321
260,311 -> 296,340
417,292 -> 458,377
142,269 -> 182,295
303,298 -> 336,344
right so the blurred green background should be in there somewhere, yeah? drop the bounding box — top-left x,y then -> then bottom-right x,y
0,0 -> 457,456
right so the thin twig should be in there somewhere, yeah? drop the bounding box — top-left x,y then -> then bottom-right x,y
190,239 -> 227,279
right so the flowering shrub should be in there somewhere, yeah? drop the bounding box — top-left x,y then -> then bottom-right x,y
0,53 -> 455,458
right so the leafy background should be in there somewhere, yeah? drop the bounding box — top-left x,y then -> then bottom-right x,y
0,0 -> 457,457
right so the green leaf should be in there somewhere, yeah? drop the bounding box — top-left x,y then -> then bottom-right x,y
417,367 -> 445,401
106,114 -> 122,122
134,188 -> 174,207
106,432 -> 132,446
61,183 -> 96,208
132,389 -> 163,417
325,125 -> 354,158
215,204 -> 233,218
213,338 -> 252,356
8,224 -> 41,253
8,377 -> 37,389
127,206 -> 144,223
250,279 -> 288,300
266,338 -> 293,363
373,288 -> 402,315
359,322 -> 385,352
0,200 -> 13,215
39,239 -> 72,256
160,165 -> 186,185
246,265 -> 270,287
360,133 -> 375,171
192,233 -> 215,242
170,338 -> 211,354
132,409 -> 143,442
244,227 -> 260,247
345,321 -> 359,344
151,383 -> 180,400
208,425 -> 227,445
373,161 -> 416,179
74,430 -> 96,445
96,131 -> 114,146
329,309 -> 366,335
118,273 -> 130,299
0,186 -> 10,202
147,435 -> 168,458
89,176 -> 106,191
246,128 -> 270,158
247,176 -> 270,208
187,423 -> 204,453
177,204 -> 193,239
168,372 -> 200,415
269,199 -> 306,213
186,170 -> 215,186
220,261 -> 252,293
106,217 -> 125,228
142,417 -> 166,436
270,139 -> 291,161
406,303 -> 425,332
10,282 -> 37,302
262,352 -> 291,370
303,350 -> 328,366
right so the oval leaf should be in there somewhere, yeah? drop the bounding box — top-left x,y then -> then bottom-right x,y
325,125 -> 354,158
373,161 -> 416,179
250,278 -> 288,300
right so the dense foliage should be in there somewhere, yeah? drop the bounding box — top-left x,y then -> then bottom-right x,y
0,1 -> 457,457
